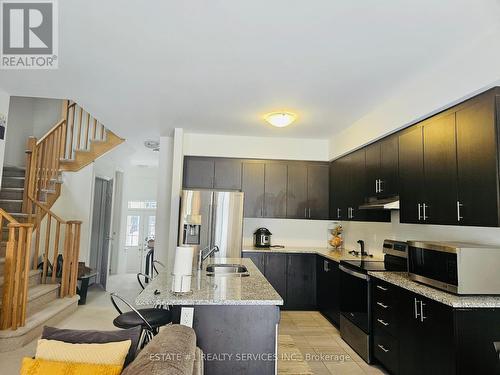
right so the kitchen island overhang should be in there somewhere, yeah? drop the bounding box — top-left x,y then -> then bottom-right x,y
135,258 -> 283,375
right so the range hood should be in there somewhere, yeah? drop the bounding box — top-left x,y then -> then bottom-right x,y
359,196 -> 400,210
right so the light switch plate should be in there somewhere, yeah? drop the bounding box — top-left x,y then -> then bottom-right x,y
180,307 -> 194,327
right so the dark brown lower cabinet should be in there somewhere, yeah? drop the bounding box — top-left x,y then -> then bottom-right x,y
372,279 -> 500,375
242,252 -> 318,310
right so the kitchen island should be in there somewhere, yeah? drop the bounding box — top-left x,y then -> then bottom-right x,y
136,258 -> 283,375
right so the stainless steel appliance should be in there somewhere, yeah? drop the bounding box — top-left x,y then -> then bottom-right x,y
408,241 -> 500,294
340,240 -> 408,363
178,190 -> 244,261
254,227 -> 271,248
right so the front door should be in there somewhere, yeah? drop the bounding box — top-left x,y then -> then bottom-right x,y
125,209 -> 156,274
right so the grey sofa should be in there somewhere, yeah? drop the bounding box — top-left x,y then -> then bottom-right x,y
122,324 -> 203,375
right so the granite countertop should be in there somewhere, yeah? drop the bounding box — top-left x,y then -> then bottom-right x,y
135,258 -> 283,306
242,245 -> 383,263
369,271 -> 500,308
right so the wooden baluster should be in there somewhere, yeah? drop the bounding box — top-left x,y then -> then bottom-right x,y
85,113 -> 91,149
51,129 -> 59,182
1,225 -> 16,329
21,225 -> 32,326
35,142 -> 44,200
69,222 -> 81,296
51,221 -> 61,283
11,226 -> 22,330
42,215 -> 51,283
61,223 -> 72,297
16,226 -> 25,327
60,119 -> 67,161
100,123 -> 104,140
76,107 -> 83,150
23,138 -> 36,214
92,118 -> 97,140
33,207 -> 41,270
68,105 -> 74,159
27,138 -> 38,205
45,135 -> 54,192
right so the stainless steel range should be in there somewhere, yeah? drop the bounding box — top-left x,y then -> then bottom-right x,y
339,239 -> 407,363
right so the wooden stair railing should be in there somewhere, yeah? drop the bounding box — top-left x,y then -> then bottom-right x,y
0,209 -> 33,330
22,99 -> 124,213
26,197 -> 81,298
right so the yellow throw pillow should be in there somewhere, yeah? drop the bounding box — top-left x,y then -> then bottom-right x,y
20,357 -> 122,375
35,338 -> 131,366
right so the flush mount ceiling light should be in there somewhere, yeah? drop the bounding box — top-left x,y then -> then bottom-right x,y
264,112 -> 297,128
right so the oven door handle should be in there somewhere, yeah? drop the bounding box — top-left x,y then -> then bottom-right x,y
339,264 -> 368,280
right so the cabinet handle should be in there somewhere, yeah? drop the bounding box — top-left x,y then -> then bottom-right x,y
376,302 -> 389,309
324,260 -> 330,272
376,285 -> 388,291
417,203 -> 422,221
350,207 -> 354,219
377,319 -> 389,326
420,302 -> 427,322
377,344 -> 389,353
304,208 -> 307,218
423,203 -> 428,221
308,208 -> 311,218
337,208 -> 341,219
457,201 -> 463,222
414,298 -> 421,319
375,179 -> 379,193
378,179 -> 383,193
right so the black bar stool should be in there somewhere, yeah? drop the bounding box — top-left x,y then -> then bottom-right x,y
110,293 -> 172,347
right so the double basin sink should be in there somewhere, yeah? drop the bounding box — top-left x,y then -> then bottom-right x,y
206,263 -> 249,277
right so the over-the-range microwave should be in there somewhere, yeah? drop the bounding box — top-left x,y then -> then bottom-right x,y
407,241 -> 500,295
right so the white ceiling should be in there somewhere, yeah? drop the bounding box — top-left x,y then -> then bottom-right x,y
1,0 -> 500,164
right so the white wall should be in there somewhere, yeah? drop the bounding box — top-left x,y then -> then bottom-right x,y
5,97 -> 61,167
184,133 -> 329,161
329,28 -> 500,160
50,164 -> 95,263
154,136 -> 174,269
0,88 -> 10,185
341,211 -> 500,257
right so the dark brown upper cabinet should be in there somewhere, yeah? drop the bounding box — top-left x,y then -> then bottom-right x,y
242,161 -> 265,218
183,157 -> 215,189
287,163 -> 308,219
183,157 -> 242,190
307,164 -> 329,219
214,159 -> 242,190
366,135 -> 399,198
399,114 -> 459,225
399,89 -> 500,226
264,162 -> 287,218
455,93 -> 500,226
287,162 -> 329,220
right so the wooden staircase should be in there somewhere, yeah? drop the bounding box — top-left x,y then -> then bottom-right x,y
0,167 -> 78,352
0,100 -> 124,351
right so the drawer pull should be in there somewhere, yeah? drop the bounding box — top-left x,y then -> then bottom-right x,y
377,319 -> 389,326
376,302 -> 389,309
376,285 -> 388,291
377,344 -> 389,353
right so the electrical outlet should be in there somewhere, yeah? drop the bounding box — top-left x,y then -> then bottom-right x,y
180,307 -> 194,327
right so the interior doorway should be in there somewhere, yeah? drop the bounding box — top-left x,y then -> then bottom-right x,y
89,177 -> 114,289
124,201 -> 156,274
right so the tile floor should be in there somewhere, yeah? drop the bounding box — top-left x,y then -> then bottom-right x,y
0,275 -> 388,374
278,311 -> 388,375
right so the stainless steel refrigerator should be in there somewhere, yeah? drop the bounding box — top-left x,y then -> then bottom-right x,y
178,190 -> 244,259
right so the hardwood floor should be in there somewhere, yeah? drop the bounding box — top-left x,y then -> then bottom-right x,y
278,311 -> 388,375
